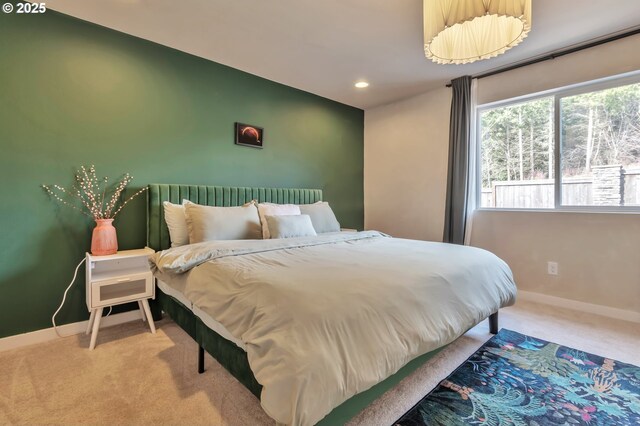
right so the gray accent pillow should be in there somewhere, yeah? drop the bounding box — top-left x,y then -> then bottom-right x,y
184,202 -> 262,243
265,214 -> 317,239
298,202 -> 340,233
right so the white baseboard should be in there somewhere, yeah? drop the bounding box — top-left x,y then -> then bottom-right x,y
0,310 -> 143,352
518,290 -> 640,324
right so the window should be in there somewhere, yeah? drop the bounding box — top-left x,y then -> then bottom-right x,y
478,73 -> 640,210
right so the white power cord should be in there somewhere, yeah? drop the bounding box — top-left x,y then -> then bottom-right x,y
52,257 -> 114,338
51,257 -> 85,337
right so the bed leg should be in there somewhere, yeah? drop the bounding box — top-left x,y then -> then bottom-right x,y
198,346 -> 205,374
489,312 -> 499,335
149,298 -> 164,322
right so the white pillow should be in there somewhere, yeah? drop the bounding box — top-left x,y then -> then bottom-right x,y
257,203 -> 301,239
298,201 -> 340,233
163,200 -> 192,247
184,202 -> 262,243
265,215 -> 317,239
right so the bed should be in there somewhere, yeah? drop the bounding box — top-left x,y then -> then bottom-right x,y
146,184 -> 516,425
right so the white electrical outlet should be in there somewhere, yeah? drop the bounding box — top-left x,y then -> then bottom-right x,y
547,261 -> 558,276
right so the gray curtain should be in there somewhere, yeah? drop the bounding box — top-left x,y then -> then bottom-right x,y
443,76 -> 473,244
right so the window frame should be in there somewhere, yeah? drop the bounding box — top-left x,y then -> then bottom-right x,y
475,70 -> 640,213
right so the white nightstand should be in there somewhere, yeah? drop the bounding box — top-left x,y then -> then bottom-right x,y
85,248 -> 156,350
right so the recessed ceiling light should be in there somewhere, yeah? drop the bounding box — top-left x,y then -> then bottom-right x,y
355,81 -> 369,88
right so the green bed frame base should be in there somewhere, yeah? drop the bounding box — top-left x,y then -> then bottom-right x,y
153,290 -> 263,396
152,289 -> 447,425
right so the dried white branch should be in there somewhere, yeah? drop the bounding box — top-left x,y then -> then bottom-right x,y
111,187 -> 148,218
43,166 -> 144,220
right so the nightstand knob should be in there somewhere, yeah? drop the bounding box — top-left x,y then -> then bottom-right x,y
116,277 -> 131,283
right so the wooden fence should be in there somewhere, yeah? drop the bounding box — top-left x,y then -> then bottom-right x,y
482,168 -> 640,208
624,169 -> 640,206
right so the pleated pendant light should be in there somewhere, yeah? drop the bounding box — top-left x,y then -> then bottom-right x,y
424,0 -> 532,65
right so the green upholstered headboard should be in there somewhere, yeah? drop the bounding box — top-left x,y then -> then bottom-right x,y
147,184 -> 323,251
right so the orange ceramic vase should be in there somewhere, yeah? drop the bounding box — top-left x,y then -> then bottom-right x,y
91,219 -> 118,255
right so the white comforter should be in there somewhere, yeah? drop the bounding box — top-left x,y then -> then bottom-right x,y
150,231 -> 517,425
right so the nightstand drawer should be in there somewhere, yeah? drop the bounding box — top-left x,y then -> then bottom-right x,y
91,272 -> 153,308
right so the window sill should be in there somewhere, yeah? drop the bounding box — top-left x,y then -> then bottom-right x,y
475,208 -> 640,215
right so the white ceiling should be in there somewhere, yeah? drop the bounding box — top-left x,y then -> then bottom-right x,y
45,0 -> 640,109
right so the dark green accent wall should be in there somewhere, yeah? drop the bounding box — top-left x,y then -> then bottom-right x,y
0,10 -> 364,338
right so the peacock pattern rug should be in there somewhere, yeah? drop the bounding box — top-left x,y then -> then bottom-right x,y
395,329 -> 640,426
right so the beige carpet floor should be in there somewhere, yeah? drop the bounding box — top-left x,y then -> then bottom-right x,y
1,300 -> 638,425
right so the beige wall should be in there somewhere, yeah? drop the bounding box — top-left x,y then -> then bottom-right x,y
364,34 -> 640,313
471,211 -> 640,312
364,87 -> 451,241
478,33 -> 640,105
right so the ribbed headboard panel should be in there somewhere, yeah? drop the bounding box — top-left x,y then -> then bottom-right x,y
147,184 -> 323,251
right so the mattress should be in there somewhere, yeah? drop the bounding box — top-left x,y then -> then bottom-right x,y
156,279 -> 247,351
